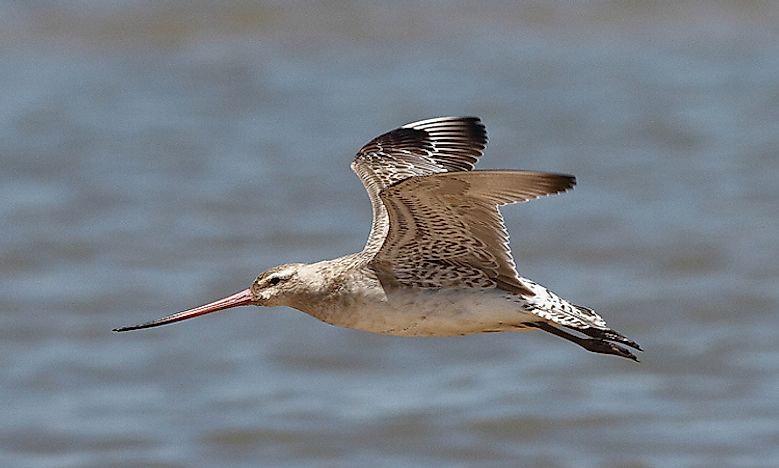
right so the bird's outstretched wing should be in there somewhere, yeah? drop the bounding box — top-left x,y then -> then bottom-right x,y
372,170 -> 575,296
351,116 -> 487,255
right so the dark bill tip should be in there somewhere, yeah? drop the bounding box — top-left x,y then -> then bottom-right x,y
113,288 -> 254,332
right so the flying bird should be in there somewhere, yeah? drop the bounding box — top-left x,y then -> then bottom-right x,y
115,117 -> 641,361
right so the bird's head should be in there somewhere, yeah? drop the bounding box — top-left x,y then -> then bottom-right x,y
113,262 -> 311,332
250,263 -> 309,306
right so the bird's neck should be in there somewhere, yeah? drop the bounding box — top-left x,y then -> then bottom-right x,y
288,256 -> 376,325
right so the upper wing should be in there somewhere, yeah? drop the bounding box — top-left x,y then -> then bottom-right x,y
351,117 -> 487,255
371,170 -> 576,296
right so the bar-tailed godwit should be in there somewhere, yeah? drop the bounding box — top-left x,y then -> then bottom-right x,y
115,117 -> 641,361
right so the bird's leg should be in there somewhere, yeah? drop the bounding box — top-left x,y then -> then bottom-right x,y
529,322 -> 639,362
574,326 -> 643,352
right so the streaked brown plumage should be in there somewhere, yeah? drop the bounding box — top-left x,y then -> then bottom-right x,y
115,117 -> 641,361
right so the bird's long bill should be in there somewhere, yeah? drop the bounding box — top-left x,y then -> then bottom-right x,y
113,288 -> 254,332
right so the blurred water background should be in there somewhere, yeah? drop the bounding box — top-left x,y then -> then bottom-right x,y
1,1 -> 778,467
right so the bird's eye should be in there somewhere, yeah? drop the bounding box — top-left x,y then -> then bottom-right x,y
268,276 -> 281,286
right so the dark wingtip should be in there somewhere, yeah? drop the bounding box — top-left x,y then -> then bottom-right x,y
539,173 -> 576,195
559,174 -> 576,192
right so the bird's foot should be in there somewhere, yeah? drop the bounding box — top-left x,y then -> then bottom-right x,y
581,338 -> 639,362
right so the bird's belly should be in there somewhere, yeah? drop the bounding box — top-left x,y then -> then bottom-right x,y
330,288 -> 536,337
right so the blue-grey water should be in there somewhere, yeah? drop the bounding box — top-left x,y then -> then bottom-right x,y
2,2 -> 778,467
